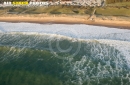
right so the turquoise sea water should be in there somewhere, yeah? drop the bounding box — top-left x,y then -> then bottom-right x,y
0,22 -> 130,85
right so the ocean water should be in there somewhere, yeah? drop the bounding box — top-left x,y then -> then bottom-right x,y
0,22 -> 130,85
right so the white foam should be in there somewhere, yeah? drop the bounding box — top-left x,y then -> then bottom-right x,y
0,22 -> 130,65
0,22 -> 130,41
98,39 -> 130,67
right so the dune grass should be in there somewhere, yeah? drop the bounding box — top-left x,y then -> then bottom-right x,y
96,7 -> 130,16
0,3 -> 130,17
0,6 -> 93,15
107,2 -> 130,6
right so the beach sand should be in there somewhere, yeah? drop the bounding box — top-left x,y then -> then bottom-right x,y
0,14 -> 130,29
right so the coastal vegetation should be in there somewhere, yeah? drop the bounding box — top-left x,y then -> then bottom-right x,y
106,0 -> 130,4
0,0 -> 130,17
0,2 -> 130,17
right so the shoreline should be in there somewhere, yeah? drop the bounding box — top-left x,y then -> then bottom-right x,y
0,14 -> 130,29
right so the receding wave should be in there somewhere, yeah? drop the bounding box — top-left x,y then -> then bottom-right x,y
0,22 -> 130,85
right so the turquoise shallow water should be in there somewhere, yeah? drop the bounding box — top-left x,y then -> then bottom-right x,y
0,22 -> 130,85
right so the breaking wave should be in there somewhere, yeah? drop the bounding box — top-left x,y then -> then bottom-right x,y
0,22 -> 130,85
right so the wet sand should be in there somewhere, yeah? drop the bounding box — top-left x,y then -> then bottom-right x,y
0,15 -> 130,29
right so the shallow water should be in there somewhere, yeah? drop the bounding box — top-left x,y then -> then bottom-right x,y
0,22 -> 130,85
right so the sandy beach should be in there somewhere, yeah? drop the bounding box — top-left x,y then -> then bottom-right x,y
0,14 -> 130,29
